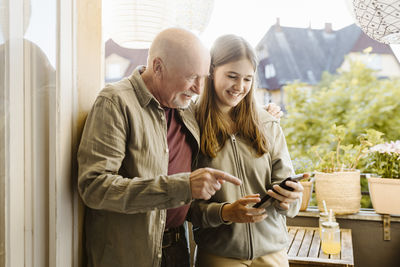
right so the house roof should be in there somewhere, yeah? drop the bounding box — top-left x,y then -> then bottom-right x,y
256,23 -> 397,90
105,39 -> 148,78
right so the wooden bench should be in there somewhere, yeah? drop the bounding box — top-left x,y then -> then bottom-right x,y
287,226 -> 354,267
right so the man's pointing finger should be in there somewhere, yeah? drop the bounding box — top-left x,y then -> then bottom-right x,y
211,169 -> 241,185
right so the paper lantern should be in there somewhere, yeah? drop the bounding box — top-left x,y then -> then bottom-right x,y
352,0 -> 400,44
105,0 -> 214,48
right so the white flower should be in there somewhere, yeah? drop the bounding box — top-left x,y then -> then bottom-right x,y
370,143 -> 391,154
390,140 -> 400,154
370,140 -> 400,155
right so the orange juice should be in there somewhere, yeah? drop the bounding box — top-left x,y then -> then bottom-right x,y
321,240 -> 341,254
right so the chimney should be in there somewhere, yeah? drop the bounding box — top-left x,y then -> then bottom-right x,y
275,17 -> 281,32
325,22 -> 333,33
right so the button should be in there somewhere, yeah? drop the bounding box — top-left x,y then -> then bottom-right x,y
165,148 -> 169,153
180,201 -> 185,205
161,220 -> 165,225
157,253 -> 162,258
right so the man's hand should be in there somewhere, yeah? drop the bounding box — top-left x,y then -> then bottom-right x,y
221,194 -> 268,223
190,168 -> 241,200
267,179 -> 304,210
265,102 -> 283,120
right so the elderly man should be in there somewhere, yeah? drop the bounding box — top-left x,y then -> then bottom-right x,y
78,28 -> 242,267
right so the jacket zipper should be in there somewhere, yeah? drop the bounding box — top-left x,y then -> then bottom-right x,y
230,134 -> 254,260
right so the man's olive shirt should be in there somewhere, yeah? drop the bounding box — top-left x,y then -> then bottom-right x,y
77,67 -> 199,267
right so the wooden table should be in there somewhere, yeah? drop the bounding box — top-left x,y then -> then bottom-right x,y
287,226 -> 354,267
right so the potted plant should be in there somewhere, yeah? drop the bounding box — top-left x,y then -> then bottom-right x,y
366,140 -> 400,215
311,125 -> 381,215
292,158 -> 314,211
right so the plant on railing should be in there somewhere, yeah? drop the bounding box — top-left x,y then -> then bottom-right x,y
366,138 -> 400,215
365,140 -> 400,179
311,125 -> 382,173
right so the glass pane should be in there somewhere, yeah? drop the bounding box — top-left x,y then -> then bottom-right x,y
0,0 -> 56,264
0,0 -> 8,264
23,0 -> 56,265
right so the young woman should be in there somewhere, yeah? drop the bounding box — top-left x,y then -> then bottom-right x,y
188,35 -> 303,267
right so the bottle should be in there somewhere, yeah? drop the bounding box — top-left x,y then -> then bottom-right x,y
321,221 -> 341,254
319,212 -> 335,237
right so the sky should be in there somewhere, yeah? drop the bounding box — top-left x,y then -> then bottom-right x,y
199,0 -> 355,48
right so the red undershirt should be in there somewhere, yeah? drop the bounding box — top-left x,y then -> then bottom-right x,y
164,107 -> 195,229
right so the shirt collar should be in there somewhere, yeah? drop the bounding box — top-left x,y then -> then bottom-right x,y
129,66 -> 162,109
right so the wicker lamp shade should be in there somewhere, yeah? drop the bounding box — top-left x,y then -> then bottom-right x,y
352,0 -> 400,44
105,0 -> 214,49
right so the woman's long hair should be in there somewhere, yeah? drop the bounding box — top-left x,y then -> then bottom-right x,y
196,34 -> 268,158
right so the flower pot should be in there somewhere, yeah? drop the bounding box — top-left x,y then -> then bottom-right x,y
315,171 -> 361,215
367,177 -> 400,216
299,180 -> 313,211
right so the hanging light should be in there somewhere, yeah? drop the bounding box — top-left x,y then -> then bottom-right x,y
351,0 -> 400,44
174,0 -> 214,34
104,0 -> 214,49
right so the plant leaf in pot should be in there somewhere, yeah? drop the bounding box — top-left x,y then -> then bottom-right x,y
312,125 -> 382,215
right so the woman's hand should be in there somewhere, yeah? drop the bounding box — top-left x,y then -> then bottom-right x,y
267,180 -> 304,210
221,194 -> 268,223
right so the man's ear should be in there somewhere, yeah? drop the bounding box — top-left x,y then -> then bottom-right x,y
152,57 -> 163,77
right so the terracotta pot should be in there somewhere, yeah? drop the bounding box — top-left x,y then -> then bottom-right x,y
299,180 -> 313,211
368,177 -> 400,216
315,171 -> 361,215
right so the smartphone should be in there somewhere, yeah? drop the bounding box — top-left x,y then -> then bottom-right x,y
253,173 -> 308,208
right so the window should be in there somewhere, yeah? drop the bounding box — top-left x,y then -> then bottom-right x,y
264,63 -> 276,79
0,0 -> 83,266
